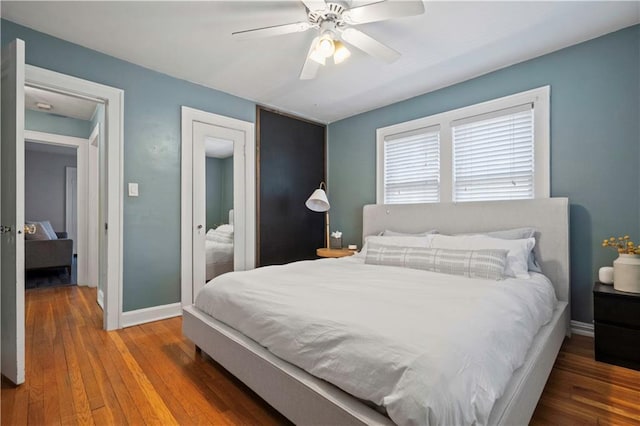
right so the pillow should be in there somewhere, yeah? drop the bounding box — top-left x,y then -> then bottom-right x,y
428,234 -> 534,279
39,220 -> 58,240
457,228 -> 541,273
381,229 -> 438,237
365,243 -> 508,280
216,224 -> 234,233
25,221 -> 51,241
356,235 -> 431,258
206,228 -> 233,244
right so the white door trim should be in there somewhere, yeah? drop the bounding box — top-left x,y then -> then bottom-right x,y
88,124 -> 100,293
65,166 -> 78,255
26,65 -> 124,331
25,131 -> 88,285
180,106 -> 256,307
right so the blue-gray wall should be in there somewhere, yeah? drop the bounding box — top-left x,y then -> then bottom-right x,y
25,109 -> 92,138
328,25 -> 640,323
205,156 -> 233,230
1,19 -> 256,311
24,149 -> 76,233
222,157 -> 234,221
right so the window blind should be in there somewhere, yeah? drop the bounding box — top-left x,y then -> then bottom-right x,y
384,127 -> 440,204
452,104 -> 534,202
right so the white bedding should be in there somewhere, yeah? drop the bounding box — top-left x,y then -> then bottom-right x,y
195,257 -> 557,425
205,240 -> 233,280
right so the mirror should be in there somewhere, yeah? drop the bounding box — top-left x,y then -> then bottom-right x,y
204,136 -> 234,281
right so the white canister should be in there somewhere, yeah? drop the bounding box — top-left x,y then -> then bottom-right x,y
598,266 -> 614,285
613,254 -> 640,293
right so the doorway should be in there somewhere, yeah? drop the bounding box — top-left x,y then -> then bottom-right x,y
23,84 -> 99,290
180,107 -> 256,306
23,139 -> 80,288
24,65 -> 124,332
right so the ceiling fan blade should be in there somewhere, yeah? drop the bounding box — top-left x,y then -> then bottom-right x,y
232,21 -> 313,40
301,0 -> 327,12
343,0 -> 425,25
341,28 -> 400,63
300,37 -> 322,80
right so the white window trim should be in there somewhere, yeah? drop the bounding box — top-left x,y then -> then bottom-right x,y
376,86 -> 550,204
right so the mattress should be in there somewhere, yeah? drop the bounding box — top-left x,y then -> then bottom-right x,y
195,257 -> 557,425
205,240 -> 233,280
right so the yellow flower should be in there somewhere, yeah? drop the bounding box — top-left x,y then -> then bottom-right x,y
610,237 -> 616,241
624,235 -> 630,239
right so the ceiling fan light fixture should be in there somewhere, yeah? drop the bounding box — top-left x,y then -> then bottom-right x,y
333,41 -> 350,64
316,34 -> 335,58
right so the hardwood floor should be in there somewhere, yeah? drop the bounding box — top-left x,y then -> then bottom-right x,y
531,332 -> 640,425
2,286 -> 639,425
1,286 -> 289,426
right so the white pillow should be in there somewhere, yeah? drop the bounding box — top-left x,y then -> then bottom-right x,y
381,229 -> 438,237
356,235 -> 431,258
216,224 -> 234,233
206,228 -> 233,244
428,234 -> 534,279
457,227 -> 541,273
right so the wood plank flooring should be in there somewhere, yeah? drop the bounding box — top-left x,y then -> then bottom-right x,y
1,286 -> 289,426
2,285 -> 639,425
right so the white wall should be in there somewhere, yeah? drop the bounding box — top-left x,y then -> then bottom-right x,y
25,148 -> 77,232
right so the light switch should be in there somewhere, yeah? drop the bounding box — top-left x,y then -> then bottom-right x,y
128,182 -> 139,197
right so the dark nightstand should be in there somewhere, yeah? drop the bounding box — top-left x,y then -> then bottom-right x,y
593,282 -> 640,371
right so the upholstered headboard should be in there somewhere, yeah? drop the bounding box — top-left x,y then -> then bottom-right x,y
362,198 -> 570,305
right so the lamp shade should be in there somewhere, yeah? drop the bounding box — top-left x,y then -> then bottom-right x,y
306,188 -> 330,212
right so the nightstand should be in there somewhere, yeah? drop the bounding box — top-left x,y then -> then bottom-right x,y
593,282 -> 640,371
316,248 -> 356,258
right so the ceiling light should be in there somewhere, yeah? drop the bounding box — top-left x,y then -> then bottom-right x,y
35,102 -> 52,111
316,34 -> 335,58
333,41 -> 351,64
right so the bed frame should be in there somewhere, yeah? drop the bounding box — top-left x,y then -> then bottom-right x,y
183,198 -> 570,425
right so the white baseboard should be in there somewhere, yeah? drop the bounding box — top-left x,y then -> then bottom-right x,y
97,289 -> 104,309
121,302 -> 182,328
570,320 -> 594,337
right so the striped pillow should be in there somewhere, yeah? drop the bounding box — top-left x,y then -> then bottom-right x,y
365,243 -> 508,280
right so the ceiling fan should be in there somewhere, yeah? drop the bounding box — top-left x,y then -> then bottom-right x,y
232,0 -> 425,80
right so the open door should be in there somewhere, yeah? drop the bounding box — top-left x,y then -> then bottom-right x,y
1,39 -> 26,385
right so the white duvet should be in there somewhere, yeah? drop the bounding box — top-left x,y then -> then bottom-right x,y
205,240 -> 233,265
195,257 -> 557,425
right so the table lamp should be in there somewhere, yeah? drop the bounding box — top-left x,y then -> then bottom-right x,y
305,182 -> 330,249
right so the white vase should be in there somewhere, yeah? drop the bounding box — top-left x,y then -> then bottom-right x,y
613,254 -> 640,293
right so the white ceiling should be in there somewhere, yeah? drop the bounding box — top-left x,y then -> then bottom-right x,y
205,136 -> 234,158
4,1 -> 639,123
25,86 -> 98,121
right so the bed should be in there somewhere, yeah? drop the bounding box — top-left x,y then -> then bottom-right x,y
205,240 -> 233,280
183,198 -> 570,425
205,210 -> 235,280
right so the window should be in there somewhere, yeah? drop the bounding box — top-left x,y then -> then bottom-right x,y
452,105 -> 534,202
383,127 -> 440,204
376,87 -> 549,204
